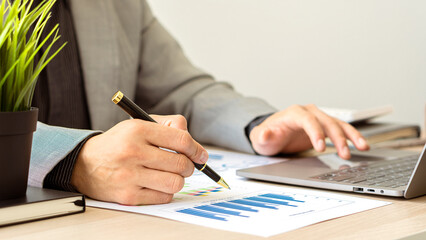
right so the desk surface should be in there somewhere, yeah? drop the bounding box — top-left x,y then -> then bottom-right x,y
1,148 -> 426,240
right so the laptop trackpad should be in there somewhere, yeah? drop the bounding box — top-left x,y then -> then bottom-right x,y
241,154 -> 383,179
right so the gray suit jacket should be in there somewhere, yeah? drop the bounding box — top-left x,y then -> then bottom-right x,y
29,0 -> 276,188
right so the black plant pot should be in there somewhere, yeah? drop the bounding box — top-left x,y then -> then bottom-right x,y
0,108 -> 38,201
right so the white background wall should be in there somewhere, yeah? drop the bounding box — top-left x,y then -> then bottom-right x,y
149,0 -> 426,129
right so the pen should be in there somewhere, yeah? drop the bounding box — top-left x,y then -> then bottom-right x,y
112,91 -> 230,190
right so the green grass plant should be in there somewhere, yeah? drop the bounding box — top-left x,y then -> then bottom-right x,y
0,0 -> 65,112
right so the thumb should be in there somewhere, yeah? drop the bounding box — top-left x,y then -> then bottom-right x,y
250,125 -> 286,156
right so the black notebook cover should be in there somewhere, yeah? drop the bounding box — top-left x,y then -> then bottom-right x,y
0,187 -> 85,227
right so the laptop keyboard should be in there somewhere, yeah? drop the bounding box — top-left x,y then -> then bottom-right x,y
311,155 -> 419,188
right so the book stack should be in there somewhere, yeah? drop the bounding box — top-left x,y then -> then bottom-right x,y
321,105 -> 422,148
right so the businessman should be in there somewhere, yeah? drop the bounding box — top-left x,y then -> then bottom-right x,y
30,0 -> 369,205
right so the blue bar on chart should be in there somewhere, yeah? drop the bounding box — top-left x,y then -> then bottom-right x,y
260,193 -> 305,203
230,199 -> 278,209
212,202 -> 258,212
244,196 -> 297,207
176,193 -> 305,221
177,208 -> 227,221
195,205 -> 248,217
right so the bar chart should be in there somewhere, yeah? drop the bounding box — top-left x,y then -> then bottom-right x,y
177,193 -> 302,221
174,191 -> 353,223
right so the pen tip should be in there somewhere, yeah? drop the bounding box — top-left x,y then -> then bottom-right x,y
217,178 -> 231,190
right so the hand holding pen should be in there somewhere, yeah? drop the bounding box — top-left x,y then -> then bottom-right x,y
70,94 -> 228,206
112,91 -> 230,190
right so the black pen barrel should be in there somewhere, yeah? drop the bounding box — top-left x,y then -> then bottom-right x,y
193,162 -> 221,182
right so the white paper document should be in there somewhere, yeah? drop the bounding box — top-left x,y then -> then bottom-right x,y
87,149 -> 391,237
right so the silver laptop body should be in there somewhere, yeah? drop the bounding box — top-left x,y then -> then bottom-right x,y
236,144 -> 426,199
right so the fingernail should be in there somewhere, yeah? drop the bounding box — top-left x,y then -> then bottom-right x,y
342,146 -> 350,158
200,151 -> 209,164
358,137 -> 367,147
316,139 -> 325,151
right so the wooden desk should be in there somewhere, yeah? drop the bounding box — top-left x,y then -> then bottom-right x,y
1,148 -> 426,240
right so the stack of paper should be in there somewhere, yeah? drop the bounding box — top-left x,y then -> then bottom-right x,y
87,149 -> 390,237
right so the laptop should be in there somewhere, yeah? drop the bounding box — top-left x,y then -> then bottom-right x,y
236,144 -> 426,199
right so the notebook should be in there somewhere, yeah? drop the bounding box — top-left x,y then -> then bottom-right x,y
325,122 -> 421,148
237,144 -> 426,199
319,105 -> 393,123
0,187 -> 85,227
352,122 -> 420,144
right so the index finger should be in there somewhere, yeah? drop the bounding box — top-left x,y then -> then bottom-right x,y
143,123 -> 208,164
305,105 -> 351,159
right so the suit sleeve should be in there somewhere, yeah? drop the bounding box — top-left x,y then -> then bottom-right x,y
135,1 -> 277,153
29,122 -> 100,188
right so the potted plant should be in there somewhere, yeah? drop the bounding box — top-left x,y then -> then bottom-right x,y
0,0 -> 65,200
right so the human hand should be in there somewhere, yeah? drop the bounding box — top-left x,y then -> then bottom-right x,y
249,104 -> 369,159
70,115 -> 208,205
